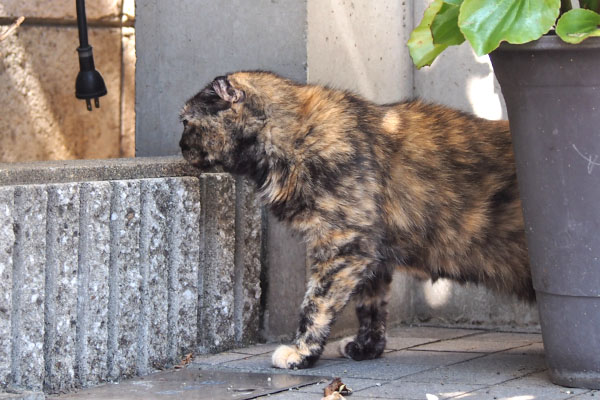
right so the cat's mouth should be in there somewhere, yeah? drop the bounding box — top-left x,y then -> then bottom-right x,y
180,146 -> 213,169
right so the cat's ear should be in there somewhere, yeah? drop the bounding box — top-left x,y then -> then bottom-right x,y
212,76 -> 245,104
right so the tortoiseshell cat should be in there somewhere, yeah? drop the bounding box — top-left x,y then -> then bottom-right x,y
179,71 -> 532,369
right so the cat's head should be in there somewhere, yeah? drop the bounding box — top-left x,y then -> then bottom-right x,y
179,72 -> 280,174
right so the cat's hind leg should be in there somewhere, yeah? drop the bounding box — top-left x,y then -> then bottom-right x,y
339,267 -> 392,361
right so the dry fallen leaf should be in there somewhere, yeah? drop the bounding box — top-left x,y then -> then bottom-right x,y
174,352 -> 193,369
323,377 -> 352,398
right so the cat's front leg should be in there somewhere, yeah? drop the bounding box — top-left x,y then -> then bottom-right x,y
271,255 -> 373,369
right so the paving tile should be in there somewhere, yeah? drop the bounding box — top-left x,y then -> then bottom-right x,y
218,353 -> 346,375
567,391 -> 600,399
191,352 -> 253,366
453,383 -> 588,399
386,336 -> 441,351
308,360 -> 429,380
388,326 -> 484,340
385,350 -> 483,366
261,389 -> 390,399
412,338 -> 525,353
231,343 -> 280,356
396,352 -> 546,385
471,331 -> 543,343
354,380 -> 487,400
497,370 -> 554,387
502,342 -> 545,356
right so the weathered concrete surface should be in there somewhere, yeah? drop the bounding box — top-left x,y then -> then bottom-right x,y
107,181 -> 142,381
0,163 -> 263,396
76,182 -> 111,386
1,0 -> 123,21
120,27 -> 136,158
0,0 -> 135,163
0,188 -> 14,389
43,184 -> 79,393
198,174 -> 236,352
168,177 -> 200,360
135,0 -> 308,156
235,178 -> 263,345
12,186 -> 47,390
0,157 -> 199,187
0,26 -> 122,162
137,179 -> 169,373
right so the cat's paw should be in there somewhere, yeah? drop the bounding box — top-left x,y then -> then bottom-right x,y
338,336 -> 357,359
272,345 -> 303,369
339,336 -> 385,361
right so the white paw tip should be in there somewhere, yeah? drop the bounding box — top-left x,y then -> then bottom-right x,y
338,337 -> 355,358
272,345 -> 302,369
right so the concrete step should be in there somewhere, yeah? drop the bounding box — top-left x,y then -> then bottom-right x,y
0,158 -> 263,394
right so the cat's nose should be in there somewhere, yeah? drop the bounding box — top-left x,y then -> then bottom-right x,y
179,137 -> 190,153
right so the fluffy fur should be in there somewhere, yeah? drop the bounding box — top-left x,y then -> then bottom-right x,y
179,71 -> 532,369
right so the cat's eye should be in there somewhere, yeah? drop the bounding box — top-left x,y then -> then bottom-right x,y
182,119 -> 189,128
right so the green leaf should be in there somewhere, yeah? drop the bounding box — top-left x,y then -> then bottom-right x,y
458,0 -> 561,56
432,2 -> 466,46
407,0 -> 449,68
556,8 -> 600,44
580,0 -> 600,13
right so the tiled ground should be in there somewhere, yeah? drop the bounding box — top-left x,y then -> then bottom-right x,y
49,326 -> 600,400
193,326 -> 598,400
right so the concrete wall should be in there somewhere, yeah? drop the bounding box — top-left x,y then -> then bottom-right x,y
0,157 -> 263,394
0,0 -> 135,162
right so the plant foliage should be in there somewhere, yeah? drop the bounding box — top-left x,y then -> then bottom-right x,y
408,0 -> 600,68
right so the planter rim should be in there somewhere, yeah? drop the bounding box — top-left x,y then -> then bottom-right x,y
495,35 -> 600,52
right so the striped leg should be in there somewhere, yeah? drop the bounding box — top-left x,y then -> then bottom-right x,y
340,269 -> 391,361
271,255 -> 371,369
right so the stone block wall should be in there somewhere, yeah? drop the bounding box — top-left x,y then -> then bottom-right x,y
0,0 -> 135,162
0,157 -> 262,394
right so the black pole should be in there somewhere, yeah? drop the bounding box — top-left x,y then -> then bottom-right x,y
75,0 -> 107,111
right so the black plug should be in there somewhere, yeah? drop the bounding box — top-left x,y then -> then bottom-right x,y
75,45 -> 107,111
75,0 -> 107,111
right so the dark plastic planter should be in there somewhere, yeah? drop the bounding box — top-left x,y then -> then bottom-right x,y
490,36 -> 600,389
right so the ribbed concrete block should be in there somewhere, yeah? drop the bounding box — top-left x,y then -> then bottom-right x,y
236,179 -> 263,344
76,182 -> 111,386
0,187 -> 15,388
199,174 -> 236,352
138,179 -> 169,373
44,184 -> 79,393
12,186 -> 47,390
168,177 -> 200,359
107,181 -> 141,380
